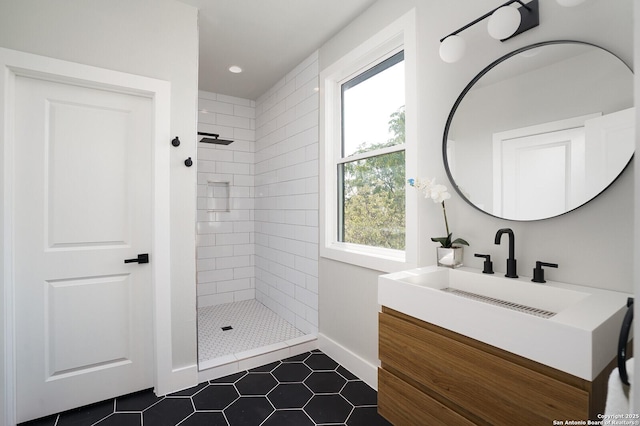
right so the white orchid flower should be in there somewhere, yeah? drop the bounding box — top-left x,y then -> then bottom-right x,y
414,178 -> 435,199
414,177 -> 434,194
430,184 -> 451,204
407,176 -> 469,249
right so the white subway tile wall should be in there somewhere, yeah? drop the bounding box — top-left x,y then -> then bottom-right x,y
254,52 -> 319,335
197,90 -> 256,308
196,51 -> 319,337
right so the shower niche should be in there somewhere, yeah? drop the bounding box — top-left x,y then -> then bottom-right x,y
206,181 -> 230,212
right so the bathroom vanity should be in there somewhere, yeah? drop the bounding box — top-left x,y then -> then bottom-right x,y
377,266 -> 631,425
376,34 -> 636,426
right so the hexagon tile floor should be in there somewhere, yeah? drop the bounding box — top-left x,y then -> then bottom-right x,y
20,350 -> 392,426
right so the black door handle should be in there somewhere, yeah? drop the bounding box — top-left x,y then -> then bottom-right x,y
124,253 -> 149,264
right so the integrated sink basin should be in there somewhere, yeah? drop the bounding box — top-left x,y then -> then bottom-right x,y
379,266 -> 631,381
396,267 -> 590,318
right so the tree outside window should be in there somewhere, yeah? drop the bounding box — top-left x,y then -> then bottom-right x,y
338,52 -> 405,250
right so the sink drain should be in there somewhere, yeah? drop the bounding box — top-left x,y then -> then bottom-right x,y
441,288 -> 557,319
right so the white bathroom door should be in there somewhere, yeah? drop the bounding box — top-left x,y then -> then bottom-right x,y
496,128 -> 586,220
13,73 -> 154,422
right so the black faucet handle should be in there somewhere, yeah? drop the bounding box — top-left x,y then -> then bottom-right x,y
532,261 -> 558,283
474,253 -> 494,274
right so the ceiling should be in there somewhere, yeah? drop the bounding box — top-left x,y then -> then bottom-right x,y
176,0 -> 378,100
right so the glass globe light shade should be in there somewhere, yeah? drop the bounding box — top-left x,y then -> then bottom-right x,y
556,0 -> 586,6
439,35 -> 466,63
487,6 -> 521,40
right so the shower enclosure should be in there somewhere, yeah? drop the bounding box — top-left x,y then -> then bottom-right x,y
195,79 -> 320,379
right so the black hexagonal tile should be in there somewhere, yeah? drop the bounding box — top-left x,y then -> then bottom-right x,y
347,406 -> 393,426
179,412 -> 228,426
20,350 -> 387,426
224,396 -> 274,425
115,389 -> 162,411
235,372 -> 278,395
262,409 -> 315,426
57,399 -> 114,426
305,394 -> 353,424
337,365 -> 358,381
142,398 -> 194,426
192,384 -> 239,410
341,380 -> 378,406
305,353 -> 339,371
304,371 -> 347,393
272,362 -> 312,383
210,371 -> 246,384
267,383 -> 313,409
94,413 -> 141,426
282,352 -> 311,363
249,360 -> 280,372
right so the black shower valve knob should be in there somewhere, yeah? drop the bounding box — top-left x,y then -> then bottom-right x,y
172,136 -> 181,147
184,157 -> 193,167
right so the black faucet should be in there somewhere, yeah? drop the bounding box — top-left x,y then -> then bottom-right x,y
494,228 -> 518,278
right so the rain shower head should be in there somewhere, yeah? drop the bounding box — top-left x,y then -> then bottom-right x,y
198,132 -> 234,145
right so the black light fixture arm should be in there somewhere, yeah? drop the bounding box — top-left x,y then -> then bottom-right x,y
440,0 -> 537,42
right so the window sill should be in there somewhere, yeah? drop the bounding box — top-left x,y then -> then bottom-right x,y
320,242 -> 415,273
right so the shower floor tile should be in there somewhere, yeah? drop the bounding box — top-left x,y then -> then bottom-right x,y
198,299 -> 304,363
20,350 -> 392,426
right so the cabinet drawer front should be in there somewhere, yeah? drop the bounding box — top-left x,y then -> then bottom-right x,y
379,312 -> 589,424
378,368 -> 476,426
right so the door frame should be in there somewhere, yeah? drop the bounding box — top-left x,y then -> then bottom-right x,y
1,47 -> 173,426
491,113 -> 600,217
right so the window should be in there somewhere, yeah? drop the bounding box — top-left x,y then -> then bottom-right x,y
320,10 -> 417,272
338,52 -> 405,250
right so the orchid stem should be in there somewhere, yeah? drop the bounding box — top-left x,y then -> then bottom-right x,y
442,201 -> 450,236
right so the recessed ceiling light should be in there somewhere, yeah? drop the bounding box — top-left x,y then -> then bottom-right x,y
229,66 -> 243,74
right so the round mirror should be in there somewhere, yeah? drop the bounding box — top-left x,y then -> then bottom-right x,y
443,41 -> 634,221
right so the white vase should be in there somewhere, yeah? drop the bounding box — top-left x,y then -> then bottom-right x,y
436,246 -> 463,268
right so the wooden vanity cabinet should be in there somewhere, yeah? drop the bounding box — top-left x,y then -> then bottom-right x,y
378,307 -> 616,426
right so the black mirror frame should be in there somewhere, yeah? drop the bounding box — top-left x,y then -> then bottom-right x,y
442,40 -> 634,222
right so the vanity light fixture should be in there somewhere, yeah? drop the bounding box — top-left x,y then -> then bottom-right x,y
487,6 -> 522,40
439,0 -> 539,63
439,35 -> 466,63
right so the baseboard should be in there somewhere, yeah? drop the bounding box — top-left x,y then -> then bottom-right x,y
157,363 -> 198,396
317,333 -> 378,390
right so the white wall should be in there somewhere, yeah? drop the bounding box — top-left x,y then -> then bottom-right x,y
0,0 -> 199,395
318,0 -> 634,379
196,91 -> 256,308
254,52 -> 320,335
